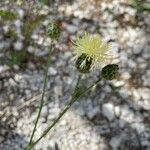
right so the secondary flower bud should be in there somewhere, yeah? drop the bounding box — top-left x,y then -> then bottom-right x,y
75,53 -> 93,73
47,22 -> 60,39
101,64 -> 119,80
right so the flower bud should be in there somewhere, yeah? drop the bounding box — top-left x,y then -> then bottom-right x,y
75,53 -> 93,73
101,64 -> 119,80
47,22 -> 60,39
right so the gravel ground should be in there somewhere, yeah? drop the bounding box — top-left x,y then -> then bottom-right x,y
0,0 -> 150,150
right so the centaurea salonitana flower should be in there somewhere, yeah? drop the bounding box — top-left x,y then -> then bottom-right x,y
72,32 -> 111,73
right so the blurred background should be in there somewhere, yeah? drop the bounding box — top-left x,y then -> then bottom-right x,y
0,0 -> 150,150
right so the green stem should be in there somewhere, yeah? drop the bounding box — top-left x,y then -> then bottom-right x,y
27,43 -> 54,148
27,77 -> 102,150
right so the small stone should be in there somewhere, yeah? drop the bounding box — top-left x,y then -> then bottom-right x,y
37,37 -> 44,45
133,45 -> 142,54
18,9 -> 24,18
0,65 -> 9,73
41,106 -> 48,117
131,123 -> 145,133
120,105 -> 134,123
25,89 -> 31,98
31,85 -> 39,91
121,72 -> 131,80
132,89 -> 141,101
72,18 -> 80,26
113,81 -> 124,87
48,67 -> 57,75
43,20 -> 49,26
87,106 -> 100,119
0,136 -> 4,143
104,85 -> 112,92
14,19 -> 22,28
49,140 -> 56,148
0,42 -> 4,50
119,88 -> 129,99
27,46 -> 35,53
110,136 -> 121,148
128,59 -> 136,68
35,49 -> 48,57
13,41 -> 23,50
3,25 -> 9,33
39,6 -> 49,15
140,88 -> 150,100
9,78 -> 17,86
66,24 -> 78,34
14,74 -> 22,82
119,119 -> 126,128
31,34 -> 39,40
66,77 -> 72,85
102,103 -> 115,121
60,120 -> 67,126
114,106 -> 121,117
76,107 -> 85,116
54,86 -> 63,97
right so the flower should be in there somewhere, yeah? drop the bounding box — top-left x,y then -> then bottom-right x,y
72,32 -> 111,73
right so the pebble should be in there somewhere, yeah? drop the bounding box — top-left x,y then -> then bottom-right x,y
133,45 -> 143,54
75,107 -> 85,116
17,9 -> 24,18
37,37 -> 44,45
35,49 -> 48,57
140,88 -> 150,100
13,41 -> 23,51
0,65 -> 9,73
9,78 -> 17,86
102,103 -> 115,121
39,5 -> 49,15
128,59 -> 137,68
114,106 -> 121,117
131,123 -> 145,133
113,81 -> 124,87
119,119 -> 126,128
66,24 -> 78,34
121,72 -> 131,80
54,86 -> 63,97
72,18 -> 80,26
120,105 -> 136,123
0,136 -> 4,143
48,67 -> 57,75
3,25 -> 9,33
132,89 -> 141,101
14,20 -> 22,29
110,136 -> 121,148
0,42 -> 5,50
87,106 -> 100,119
27,46 -> 35,53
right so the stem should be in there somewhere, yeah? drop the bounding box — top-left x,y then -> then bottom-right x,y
27,77 -> 102,150
27,43 -> 54,147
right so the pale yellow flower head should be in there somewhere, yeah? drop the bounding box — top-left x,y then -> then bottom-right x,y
72,32 -> 111,72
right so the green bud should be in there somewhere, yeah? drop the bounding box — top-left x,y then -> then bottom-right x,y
47,22 -> 60,39
101,64 -> 119,80
76,53 -> 93,73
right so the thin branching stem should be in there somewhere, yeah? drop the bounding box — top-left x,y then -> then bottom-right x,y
27,76 -> 102,149
27,42 -> 54,148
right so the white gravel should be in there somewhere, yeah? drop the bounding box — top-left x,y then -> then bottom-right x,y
0,0 -> 150,150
